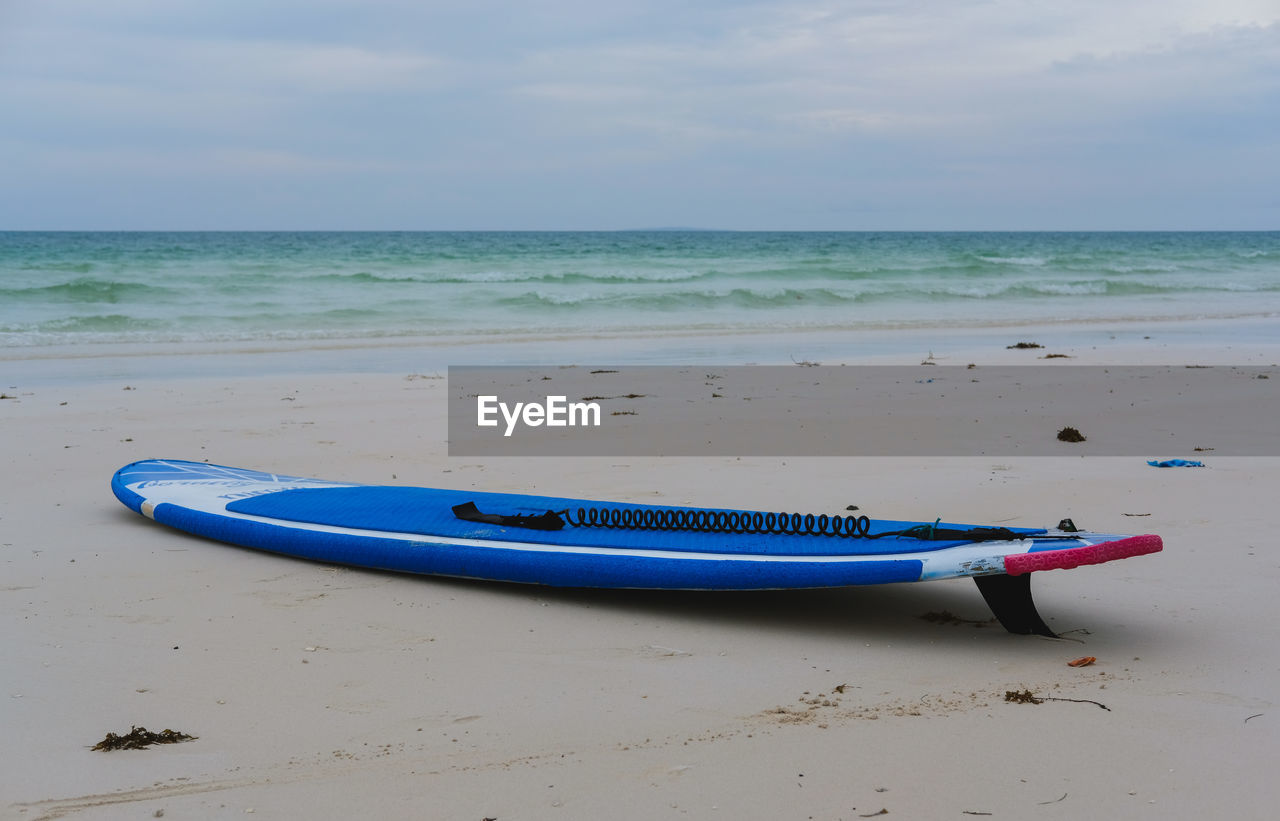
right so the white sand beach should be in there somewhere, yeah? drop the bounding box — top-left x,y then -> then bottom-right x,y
3,334 -> 1279,820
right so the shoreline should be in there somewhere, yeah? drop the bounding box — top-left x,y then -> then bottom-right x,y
4,315 -> 1278,387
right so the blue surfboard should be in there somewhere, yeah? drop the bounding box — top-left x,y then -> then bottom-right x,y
112,459 -> 1162,635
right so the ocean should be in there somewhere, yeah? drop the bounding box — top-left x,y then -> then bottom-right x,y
2,231 -> 1278,355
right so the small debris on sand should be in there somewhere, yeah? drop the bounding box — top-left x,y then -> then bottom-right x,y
1057,426 -> 1086,443
92,726 -> 197,751
1004,689 -> 1110,711
1004,689 -> 1043,705
919,610 -> 993,627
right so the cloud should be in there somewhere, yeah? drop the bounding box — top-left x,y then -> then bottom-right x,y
500,1 -> 1279,148
1,0 -> 1277,228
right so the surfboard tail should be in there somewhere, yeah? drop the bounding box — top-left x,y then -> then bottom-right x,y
977,534 -> 1164,636
1005,533 -> 1162,575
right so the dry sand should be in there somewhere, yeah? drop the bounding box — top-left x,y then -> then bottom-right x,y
3,338 -> 1279,820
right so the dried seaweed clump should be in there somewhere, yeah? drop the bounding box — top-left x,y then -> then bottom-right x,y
1004,689 -> 1043,705
92,726 -> 197,751
1003,689 -> 1110,711
1057,426 -> 1086,443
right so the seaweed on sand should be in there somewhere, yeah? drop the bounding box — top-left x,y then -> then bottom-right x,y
92,726 -> 197,751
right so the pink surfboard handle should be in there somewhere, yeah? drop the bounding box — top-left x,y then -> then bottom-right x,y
1004,534 -> 1163,576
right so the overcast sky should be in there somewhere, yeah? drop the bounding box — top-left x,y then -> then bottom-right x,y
2,0 -> 1277,230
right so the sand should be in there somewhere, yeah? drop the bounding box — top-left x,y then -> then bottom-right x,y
3,334 -> 1279,820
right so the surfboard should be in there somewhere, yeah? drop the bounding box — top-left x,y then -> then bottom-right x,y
111,459 -> 1162,636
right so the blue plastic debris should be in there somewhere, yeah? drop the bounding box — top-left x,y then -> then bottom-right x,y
1147,459 -> 1204,468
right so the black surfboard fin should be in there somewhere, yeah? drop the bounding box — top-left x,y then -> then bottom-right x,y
973,573 -> 1057,637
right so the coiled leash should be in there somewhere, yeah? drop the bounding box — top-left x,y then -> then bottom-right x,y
454,502 -> 1024,542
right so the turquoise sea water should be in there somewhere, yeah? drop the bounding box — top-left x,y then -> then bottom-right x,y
1,231 -> 1278,348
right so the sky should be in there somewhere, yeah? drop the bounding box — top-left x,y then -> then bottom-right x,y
1,0 -> 1278,230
